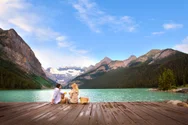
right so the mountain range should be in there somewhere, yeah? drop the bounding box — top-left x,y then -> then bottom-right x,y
68,49 -> 188,88
1,28 -> 188,89
44,67 -> 87,86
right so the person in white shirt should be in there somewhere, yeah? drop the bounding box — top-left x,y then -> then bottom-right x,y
51,84 -> 63,104
69,83 -> 79,104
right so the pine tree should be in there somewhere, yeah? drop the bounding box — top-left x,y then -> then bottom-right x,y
158,69 -> 176,90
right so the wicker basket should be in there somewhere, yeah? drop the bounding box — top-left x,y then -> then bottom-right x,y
79,97 -> 89,104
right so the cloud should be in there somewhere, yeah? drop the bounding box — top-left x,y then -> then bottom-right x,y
58,41 -> 72,48
152,31 -> 165,35
71,0 -> 138,33
2,1 -> 66,43
56,36 -> 72,48
174,36 -> 188,54
69,47 -> 88,54
163,23 -> 183,30
0,0 -> 93,67
149,22 -> 183,36
121,16 -> 133,24
182,36 -> 188,43
55,35 -> 88,55
34,49 -> 97,69
8,17 -> 34,32
56,36 -> 66,42
0,0 -> 67,42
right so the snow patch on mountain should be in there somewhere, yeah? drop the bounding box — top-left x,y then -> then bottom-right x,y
44,67 -> 86,85
48,68 -> 84,76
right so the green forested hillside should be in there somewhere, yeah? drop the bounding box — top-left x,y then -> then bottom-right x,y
72,51 -> 188,88
0,58 -> 54,89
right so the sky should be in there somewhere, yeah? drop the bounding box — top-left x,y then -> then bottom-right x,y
0,0 -> 188,69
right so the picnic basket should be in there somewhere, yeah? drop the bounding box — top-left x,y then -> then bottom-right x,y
79,97 -> 89,104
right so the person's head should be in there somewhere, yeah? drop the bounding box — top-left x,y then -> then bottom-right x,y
56,83 -> 62,89
71,83 -> 79,92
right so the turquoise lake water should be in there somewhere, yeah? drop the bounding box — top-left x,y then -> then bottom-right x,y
0,89 -> 187,102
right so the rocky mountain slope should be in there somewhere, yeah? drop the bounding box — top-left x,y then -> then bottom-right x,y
0,28 -> 45,76
0,28 -> 54,89
123,55 -> 137,67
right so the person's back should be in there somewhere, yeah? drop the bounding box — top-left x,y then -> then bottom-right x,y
51,84 -> 62,104
69,89 -> 79,103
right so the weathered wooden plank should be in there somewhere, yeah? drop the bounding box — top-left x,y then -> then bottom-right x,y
131,102 -> 183,125
0,102 -> 187,125
0,102 -> 24,106
100,102 -> 118,125
1,103 -> 50,125
89,103 -> 106,125
108,102 -> 135,125
0,102 -> 38,121
118,102 -> 163,125
45,104 -> 76,125
3,103 -> 51,125
0,103 -> 23,111
151,102 -> 188,114
0,102 -> 41,123
0,102 -> 31,112
129,102 -> 183,125
27,104 -> 63,125
56,104 -> 84,125
147,102 -> 188,116
29,104 -> 69,125
72,103 -> 92,125
117,102 -> 150,125
142,102 -> 188,125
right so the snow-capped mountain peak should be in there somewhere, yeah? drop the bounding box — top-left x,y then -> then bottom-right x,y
47,67 -> 84,76
45,67 -> 86,85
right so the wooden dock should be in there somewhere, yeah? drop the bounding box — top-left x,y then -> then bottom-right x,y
0,102 -> 187,125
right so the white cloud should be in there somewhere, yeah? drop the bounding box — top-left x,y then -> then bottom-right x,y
121,16 -> 133,24
174,44 -> 188,53
58,41 -> 72,48
56,36 -> 87,55
152,31 -> 165,35
8,17 -> 33,32
34,49 -> 97,69
0,0 -> 93,67
35,28 -> 60,41
149,22 -> 183,36
174,36 -> 188,54
56,36 -> 66,42
182,36 -> 188,43
0,0 -> 66,42
0,0 -> 52,39
72,0 -> 138,33
70,47 -> 88,54
56,36 -> 72,48
163,23 -> 183,30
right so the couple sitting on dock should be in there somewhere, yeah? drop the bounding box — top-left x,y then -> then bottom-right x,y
51,83 -> 88,104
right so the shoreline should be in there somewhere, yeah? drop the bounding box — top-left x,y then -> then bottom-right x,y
148,88 -> 188,93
